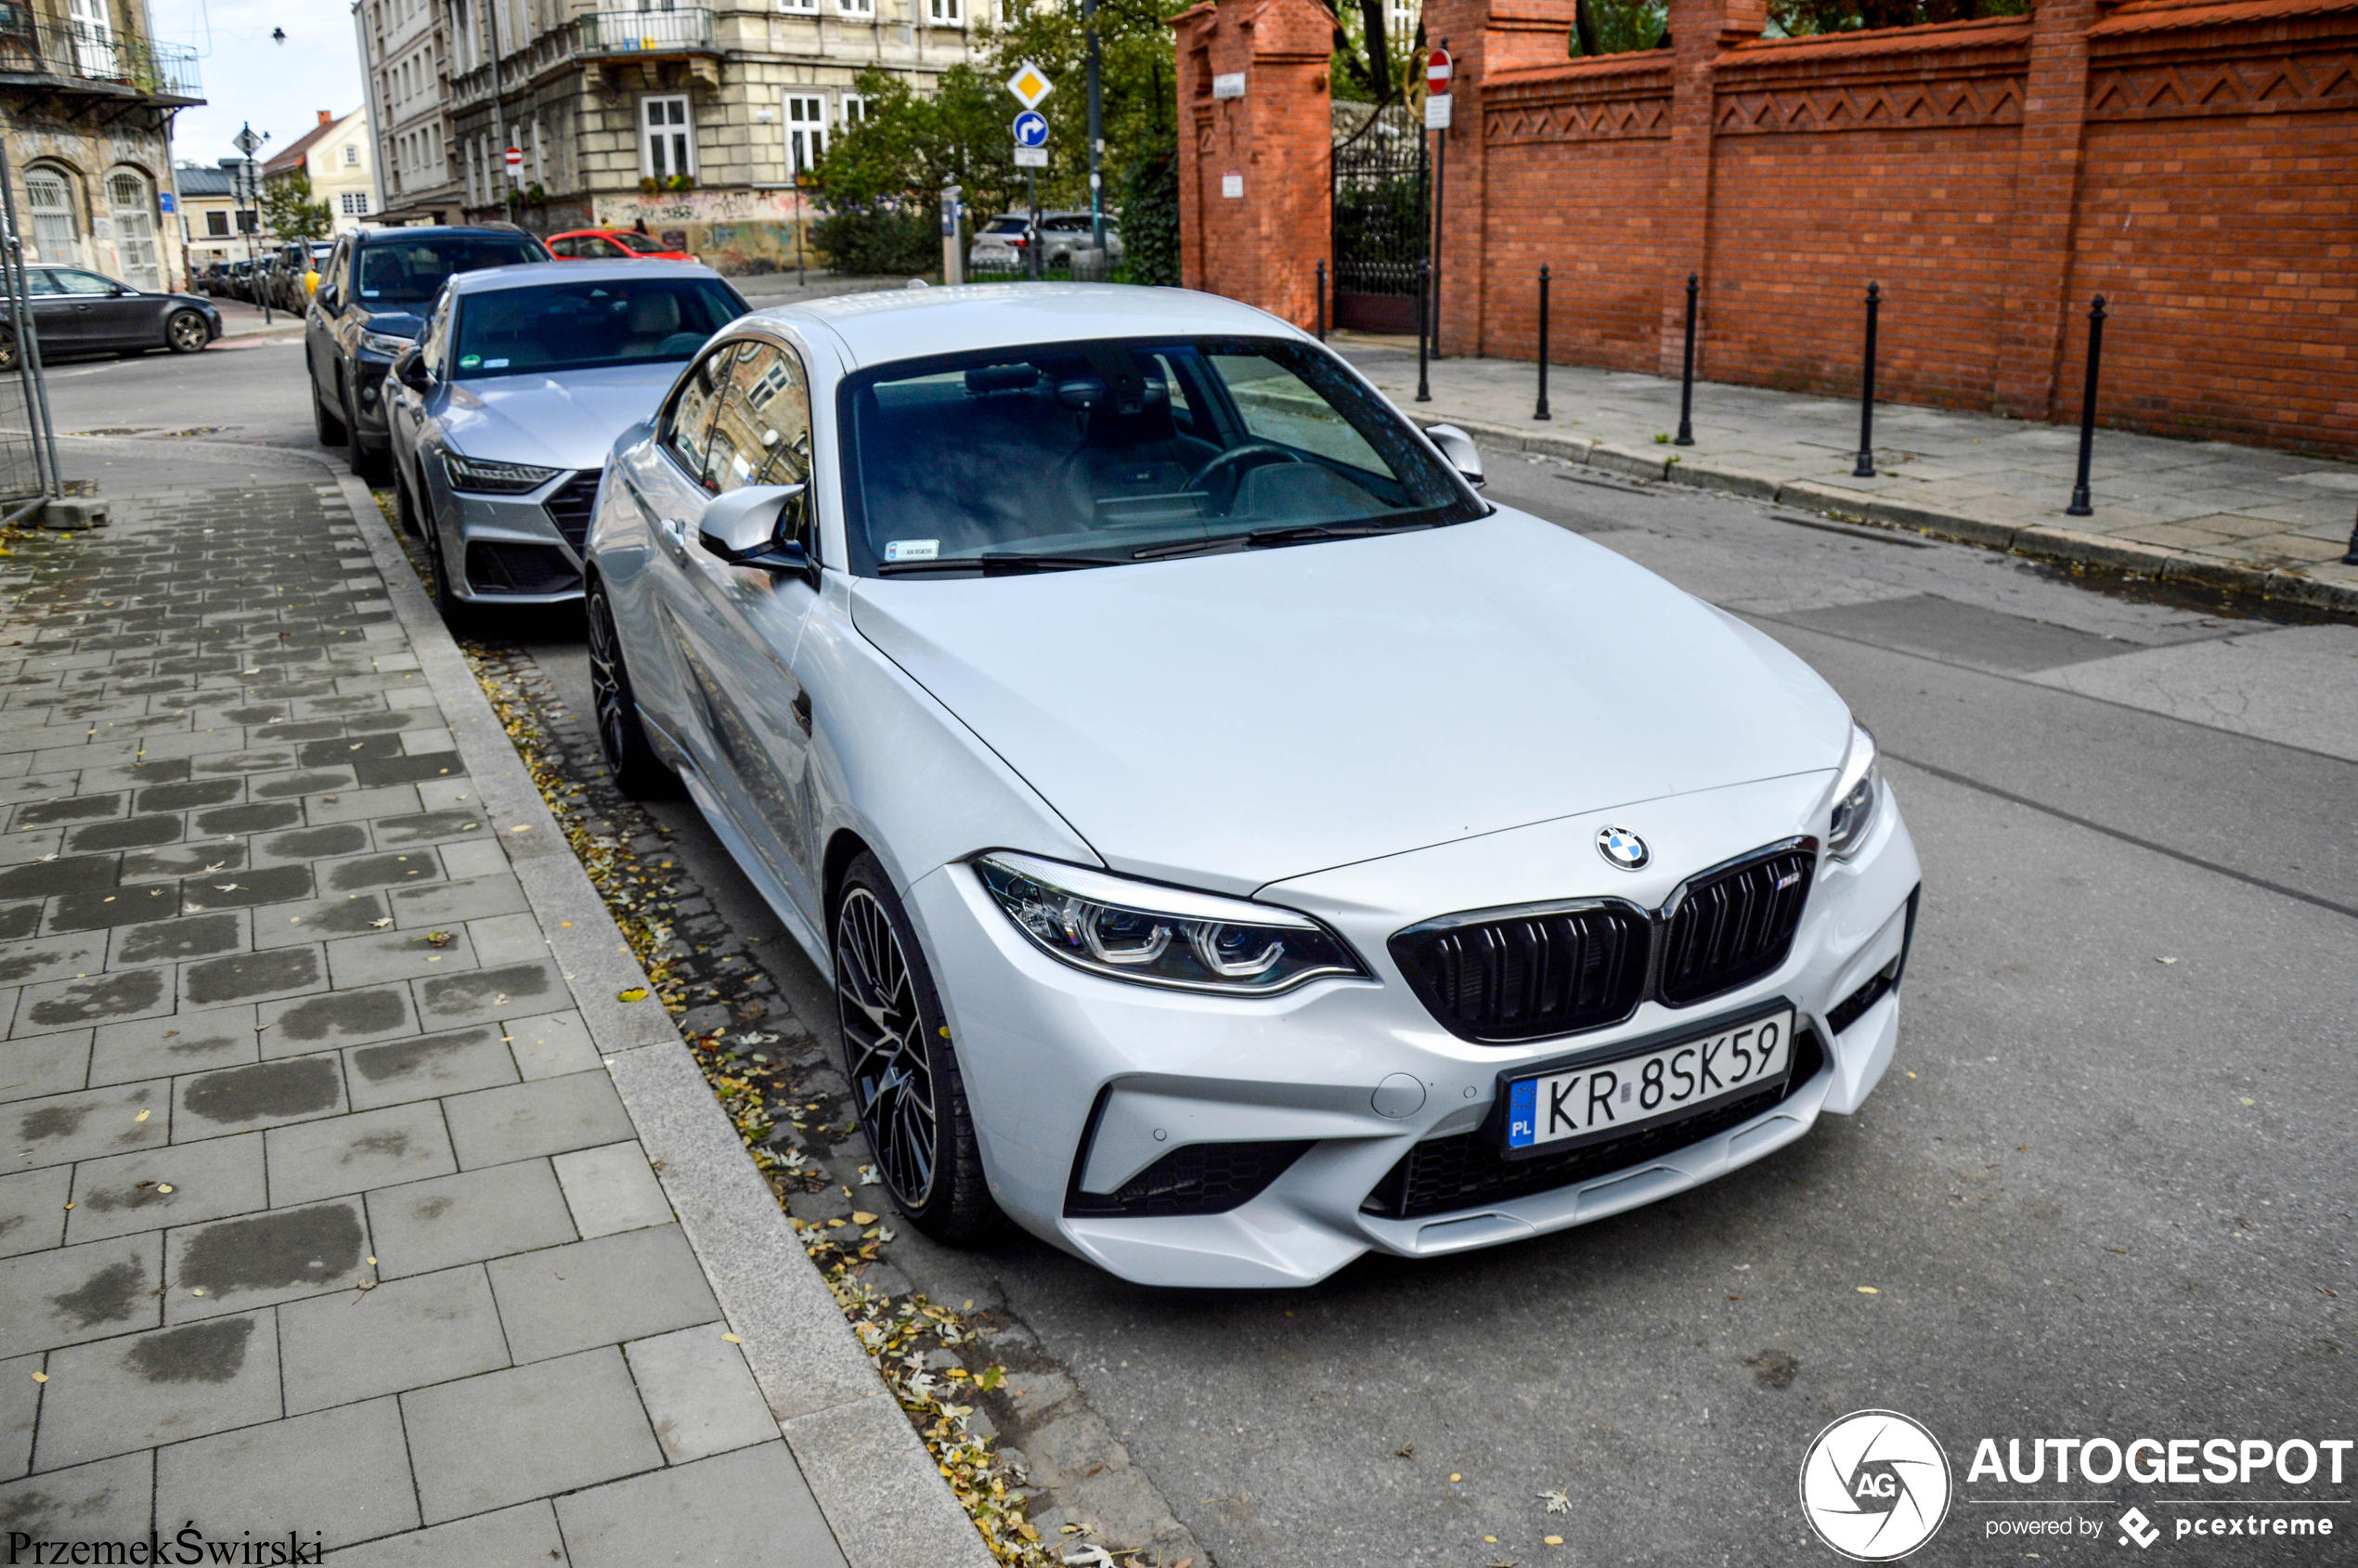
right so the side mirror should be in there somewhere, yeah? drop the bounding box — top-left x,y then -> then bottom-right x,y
394,345 -> 431,393
1424,423 -> 1486,490
698,483 -> 814,577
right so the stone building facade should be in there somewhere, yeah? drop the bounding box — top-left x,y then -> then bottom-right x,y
0,0 -> 202,290
360,0 -> 467,224
407,0 -> 1000,272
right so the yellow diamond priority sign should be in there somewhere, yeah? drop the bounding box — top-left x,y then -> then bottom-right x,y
1005,59 -> 1054,110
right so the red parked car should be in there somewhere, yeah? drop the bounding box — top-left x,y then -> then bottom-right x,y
547,229 -> 696,263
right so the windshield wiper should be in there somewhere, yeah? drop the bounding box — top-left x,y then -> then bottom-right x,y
875,552 -> 1118,577
1243,519 -> 1442,549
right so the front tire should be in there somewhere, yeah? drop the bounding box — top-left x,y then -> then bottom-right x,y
313,378 -> 347,447
165,310 -> 208,354
421,518 -> 474,636
344,384 -> 387,485
585,582 -> 680,799
834,853 -> 1001,1245
393,460 -> 424,538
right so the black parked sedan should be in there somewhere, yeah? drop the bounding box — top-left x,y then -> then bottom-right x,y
0,266 -> 223,369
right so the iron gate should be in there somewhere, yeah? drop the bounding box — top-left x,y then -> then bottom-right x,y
1330,100 -> 1426,335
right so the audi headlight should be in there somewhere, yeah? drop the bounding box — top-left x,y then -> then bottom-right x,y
976,851 -> 1367,995
358,327 -> 415,358
1827,721 -> 1881,861
443,453 -> 562,495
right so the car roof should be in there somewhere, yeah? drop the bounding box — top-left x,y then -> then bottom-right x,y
551,228 -> 669,240
753,283 -> 1300,370
442,258 -> 722,295
352,226 -> 540,247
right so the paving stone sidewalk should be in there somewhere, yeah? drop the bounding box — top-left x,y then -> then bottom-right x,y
0,447 -> 963,1565
1336,337 -> 2358,612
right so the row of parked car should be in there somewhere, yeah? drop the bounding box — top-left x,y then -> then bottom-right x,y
195,240 -> 337,314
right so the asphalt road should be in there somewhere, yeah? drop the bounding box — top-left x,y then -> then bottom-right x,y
54,338 -> 2358,1566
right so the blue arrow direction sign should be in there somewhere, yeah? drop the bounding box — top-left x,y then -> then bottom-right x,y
1013,110 -> 1049,149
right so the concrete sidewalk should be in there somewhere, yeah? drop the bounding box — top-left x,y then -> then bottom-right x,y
1336,337 -> 2358,614
0,439 -> 990,1566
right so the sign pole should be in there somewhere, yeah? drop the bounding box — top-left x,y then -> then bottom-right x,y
1084,0 -> 1104,252
1425,47 -> 1453,363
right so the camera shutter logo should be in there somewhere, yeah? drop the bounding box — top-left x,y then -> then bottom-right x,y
1799,1410 -> 1953,1561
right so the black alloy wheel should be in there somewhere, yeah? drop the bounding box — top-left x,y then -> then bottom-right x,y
833,853 -> 1001,1243
584,583 -> 680,799
165,311 -> 208,354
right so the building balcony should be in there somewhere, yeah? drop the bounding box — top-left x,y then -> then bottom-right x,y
0,5 -> 202,106
579,7 -> 716,57
450,6 -> 717,108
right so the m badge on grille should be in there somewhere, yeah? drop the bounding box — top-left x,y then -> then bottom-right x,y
1596,825 -> 1649,871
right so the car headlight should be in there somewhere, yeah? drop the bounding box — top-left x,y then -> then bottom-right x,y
443,453 -> 562,495
1827,721 -> 1881,861
975,851 -> 1367,995
358,328 -> 415,358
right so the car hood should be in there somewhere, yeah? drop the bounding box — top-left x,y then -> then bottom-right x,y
356,308 -> 425,339
437,361 -> 687,472
849,508 -> 1853,894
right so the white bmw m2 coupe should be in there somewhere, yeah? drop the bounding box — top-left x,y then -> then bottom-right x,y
583,284 -> 1922,1289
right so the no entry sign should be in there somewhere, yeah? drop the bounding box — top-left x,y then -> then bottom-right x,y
1427,48 -> 1452,90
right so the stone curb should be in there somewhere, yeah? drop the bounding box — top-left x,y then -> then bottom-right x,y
1409,410 -> 2358,616
323,464 -> 996,1568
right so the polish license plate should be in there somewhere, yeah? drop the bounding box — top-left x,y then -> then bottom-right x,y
1500,1006 -> 1794,1158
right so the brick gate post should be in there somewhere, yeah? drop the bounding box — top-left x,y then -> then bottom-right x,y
1992,0 -> 2100,420
1423,0 -> 1579,357
1658,0 -> 1764,379
1171,0 -> 1334,329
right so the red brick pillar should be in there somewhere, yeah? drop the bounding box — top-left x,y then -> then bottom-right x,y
1171,0 -> 1333,330
1659,0 -> 1763,378
1424,0 -> 1579,357
1992,0 -> 2100,420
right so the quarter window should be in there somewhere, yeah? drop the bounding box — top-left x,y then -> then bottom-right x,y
641,95 -> 694,179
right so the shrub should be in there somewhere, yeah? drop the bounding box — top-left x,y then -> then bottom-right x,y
810,204 -> 939,277
1121,128 -> 1180,288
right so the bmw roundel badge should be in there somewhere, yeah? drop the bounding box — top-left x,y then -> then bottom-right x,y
1596,825 -> 1650,871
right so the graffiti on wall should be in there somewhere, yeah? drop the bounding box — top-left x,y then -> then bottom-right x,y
590,188 -> 817,277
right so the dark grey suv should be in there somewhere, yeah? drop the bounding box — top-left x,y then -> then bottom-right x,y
306,226 -> 549,480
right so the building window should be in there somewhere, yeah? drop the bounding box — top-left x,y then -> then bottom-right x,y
836,0 -> 873,16
928,0 -> 959,22
343,144 -> 360,166
841,93 -> 869,127
106,169 -> 162,292
22,168 -> 79,267
778,0 -> 818,14
342,190 -> 370,214
205,208 -> 229,237
641,95 -> 694,179
784,94 -> 825,175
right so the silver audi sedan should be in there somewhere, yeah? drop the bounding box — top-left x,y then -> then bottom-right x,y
585,284 -> 1923,1289
385,260 -> 748,627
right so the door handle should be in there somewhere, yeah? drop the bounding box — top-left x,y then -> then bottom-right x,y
658,516 -> 687,552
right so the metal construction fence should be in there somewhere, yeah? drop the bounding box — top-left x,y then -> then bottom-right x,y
0,142 -> 62,512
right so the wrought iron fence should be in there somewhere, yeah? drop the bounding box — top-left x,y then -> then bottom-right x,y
0,146 -> 60,512
1331,100 -> 1426,333
0,4 -> 201,98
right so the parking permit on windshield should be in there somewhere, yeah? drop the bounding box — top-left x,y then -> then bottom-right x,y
885,539 -> 939,563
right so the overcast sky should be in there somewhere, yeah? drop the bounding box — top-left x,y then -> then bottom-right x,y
151,0 -> 366,169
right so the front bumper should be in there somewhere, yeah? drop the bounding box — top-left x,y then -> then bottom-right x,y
423,456 -> 594,605
908,774 -> 1923,1289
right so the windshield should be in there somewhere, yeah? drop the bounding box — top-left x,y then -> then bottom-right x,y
837,336 -> 1483,577
610,230 -> 673,254
452,276 -> 745,378
356,236 -> 542,305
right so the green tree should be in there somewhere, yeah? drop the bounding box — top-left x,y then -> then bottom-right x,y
1767,0 -> 2027,33
259,166 -> 332,240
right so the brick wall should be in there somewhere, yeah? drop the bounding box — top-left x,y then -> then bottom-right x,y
1178,0 -> 2358,455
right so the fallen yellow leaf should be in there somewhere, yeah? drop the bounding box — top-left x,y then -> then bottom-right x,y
31,1372 -> 46,1383
1450,1473 -> 1462,1483
1857,1286 -> 1880,1295
134,1109 -> 150,1122
1545,1536 -> 1565,1546
851,1212 -> 878,1225
617,987 -> 650,1003
156,1185 -> 172,1194
721,1331 -> 743,1344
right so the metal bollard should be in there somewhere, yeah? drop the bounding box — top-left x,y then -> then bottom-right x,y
1416,260 -> 1432,404
1315,260 -> 1327,342
1675,271 -> 1699,447
1853,280 -> 1882,479
2066,294 -> 2107,518
1535,265 -> 1551,421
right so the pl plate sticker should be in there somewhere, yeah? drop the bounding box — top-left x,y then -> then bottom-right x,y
885,539 -> 939,563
